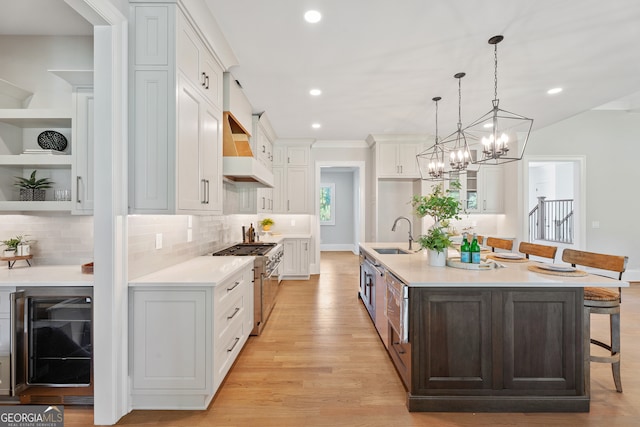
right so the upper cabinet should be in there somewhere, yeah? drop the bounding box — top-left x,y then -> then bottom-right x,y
272,143 -> 311,214
71,86 -> 94,214
376,141 -> 421,178
129,2 -> 224,214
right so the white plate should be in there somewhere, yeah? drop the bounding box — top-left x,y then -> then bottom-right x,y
493,253 -> 523,260
537,264 -> 576,272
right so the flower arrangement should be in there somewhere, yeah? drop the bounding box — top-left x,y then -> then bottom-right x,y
259,218 -> 274,231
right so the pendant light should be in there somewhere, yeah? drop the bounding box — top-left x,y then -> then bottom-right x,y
417,97 -> 449,181
440,72 -> 473,172
464,35 -> 533,165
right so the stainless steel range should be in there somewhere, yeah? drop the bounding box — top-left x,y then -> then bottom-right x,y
212,242 -> 283,335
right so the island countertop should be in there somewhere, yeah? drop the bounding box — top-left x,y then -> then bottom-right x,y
359,242 -> 627,288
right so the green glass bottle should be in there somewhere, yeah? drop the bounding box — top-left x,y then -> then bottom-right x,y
470,233 -> 481,264
460,233 -> 471,263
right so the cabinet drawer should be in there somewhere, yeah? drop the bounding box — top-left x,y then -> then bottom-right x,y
214,291 -> 246,340
213,322 -> 245,389
214,268 -> 250,308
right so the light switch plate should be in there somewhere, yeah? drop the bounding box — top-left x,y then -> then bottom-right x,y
155,233 -> 163,249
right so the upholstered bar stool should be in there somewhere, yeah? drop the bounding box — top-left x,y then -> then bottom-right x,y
486,237 -> 513,252
562,248 -> 628,393
518,241 -> 558,262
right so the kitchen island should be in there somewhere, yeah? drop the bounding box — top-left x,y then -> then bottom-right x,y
359,242 -> 628,413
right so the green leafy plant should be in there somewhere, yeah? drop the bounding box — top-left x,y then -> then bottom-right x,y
1,235 -> 26,251
411,182 -> 463,253
259,218 -> 274,229
14,170 -> 53,189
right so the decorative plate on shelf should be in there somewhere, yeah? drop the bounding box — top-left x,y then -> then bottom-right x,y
37,130 -> 67,151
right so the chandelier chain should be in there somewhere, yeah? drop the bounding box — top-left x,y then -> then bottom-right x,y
457,77 -> 462,125
494,42 -> 499,100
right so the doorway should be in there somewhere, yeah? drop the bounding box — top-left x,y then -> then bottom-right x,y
523,156 -> 586,253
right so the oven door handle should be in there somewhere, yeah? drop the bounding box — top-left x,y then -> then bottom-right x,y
10,291 -> 27,396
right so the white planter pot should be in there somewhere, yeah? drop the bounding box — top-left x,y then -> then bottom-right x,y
3,250 -> 16,258
428,249 -> 447,267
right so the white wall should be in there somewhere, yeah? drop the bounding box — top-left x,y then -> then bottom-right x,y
320,170 -> 355,249
527,109 -> 640,278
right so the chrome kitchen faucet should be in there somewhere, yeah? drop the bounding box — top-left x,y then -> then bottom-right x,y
391,216 -> 413,250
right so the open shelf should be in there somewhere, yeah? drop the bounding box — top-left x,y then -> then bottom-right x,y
0,201 -> 72,212
0,154 -> 71,167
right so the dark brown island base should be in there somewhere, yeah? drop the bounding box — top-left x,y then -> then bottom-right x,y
359,243 -> 628,413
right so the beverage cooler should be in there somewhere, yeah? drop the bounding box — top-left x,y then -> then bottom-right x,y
10,287 -> 93,404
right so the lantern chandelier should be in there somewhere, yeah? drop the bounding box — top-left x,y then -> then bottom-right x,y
439,72 -> 473,172
464,35 -> 533,165
416,97 -> 449,181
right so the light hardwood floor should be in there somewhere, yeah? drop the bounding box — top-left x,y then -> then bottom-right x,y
66,252 -> 640,426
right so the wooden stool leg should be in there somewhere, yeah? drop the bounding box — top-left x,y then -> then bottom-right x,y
611,311 -> 622,392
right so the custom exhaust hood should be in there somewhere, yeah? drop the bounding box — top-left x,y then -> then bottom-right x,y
222,111 -> 274,187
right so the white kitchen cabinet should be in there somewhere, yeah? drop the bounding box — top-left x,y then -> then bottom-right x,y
448,162 -> 504,214
129,263 -> 253,409
282,238 -> 310,279
376,142 -> 420,178
71,87 -> 94,214
129,2 -> 224,214
271,143 -> 311,214
176,76 -> 222,212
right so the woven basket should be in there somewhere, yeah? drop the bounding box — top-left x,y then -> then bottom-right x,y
19,189 -> 46,201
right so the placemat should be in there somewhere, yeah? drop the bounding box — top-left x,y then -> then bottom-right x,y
527,264 -> 588,277
486,253 -> 529,263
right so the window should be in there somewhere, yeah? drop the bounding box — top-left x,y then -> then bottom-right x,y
319,183 -> 335,225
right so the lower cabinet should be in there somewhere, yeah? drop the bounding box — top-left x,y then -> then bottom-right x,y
282,238 -> 310,279
129,265 -> 253,409
394,287 -> 587,412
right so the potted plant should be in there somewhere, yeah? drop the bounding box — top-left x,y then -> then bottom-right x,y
259,218 -> 274,231
14,170 -> 53,201
1,235 -> 25,257
411,182 -> 463,266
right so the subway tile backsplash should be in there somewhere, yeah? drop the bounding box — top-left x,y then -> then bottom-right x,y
0,214 -> 94,266
128,214 -> 231,280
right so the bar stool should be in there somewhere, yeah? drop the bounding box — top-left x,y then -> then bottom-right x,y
562,248 -> 628,393
518,241 -> 558,262
486,237 -> 513,252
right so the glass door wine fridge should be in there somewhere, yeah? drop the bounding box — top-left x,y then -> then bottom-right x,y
11,287 -> 93,404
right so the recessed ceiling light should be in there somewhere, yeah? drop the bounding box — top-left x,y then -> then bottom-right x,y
304,10 -> 322,23
483,123 -> 493,128
547,87 -> 563,95
312,123 -> 321,129
309,88 -> 322,96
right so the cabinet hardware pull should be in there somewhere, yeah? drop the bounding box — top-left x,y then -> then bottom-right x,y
227,307 -> 241,320
227,337 -> 241,352
287,200 -> 290,211
262,197 -> 265,209
76,176 -> 82,203
205,75 -> 209,89
201,179 -> 207,204
201,72 -> 206,86
262,145 -> 266,153
206,179 -> 210,204
227,280 -> 241,292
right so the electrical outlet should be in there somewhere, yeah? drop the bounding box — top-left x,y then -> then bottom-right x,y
155,233 -> 163,249
291,219 -> 296,226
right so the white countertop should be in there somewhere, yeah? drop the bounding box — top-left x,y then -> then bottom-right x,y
359,242 -> 628,288
129,256 -> 255,287
260,233 -> 311,243
0,264 -> 93,286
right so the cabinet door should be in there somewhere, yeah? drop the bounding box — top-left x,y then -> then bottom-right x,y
397,144 -> 420,177
72,88 -> 94,214
272,145 -> 285,166
286,146 -> 308,166
177,78 -> 204,211
411,289 -> 493,392
377,144 -> 399,176
480,166 -> 503,213
299,238 -> 310,275
177,12 -> 202,85
286,167 -> 308,213
272,167 -> 285,212
200,52 -> 222,109
200,103 -> 222,213
131,289 -> 208,390
282,239 -> 299,276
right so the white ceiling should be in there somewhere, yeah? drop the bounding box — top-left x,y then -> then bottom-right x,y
204,0 -> 640,141
3,0 -> 640,143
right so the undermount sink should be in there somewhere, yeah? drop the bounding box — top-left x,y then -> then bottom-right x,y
373,248 -> 412,255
